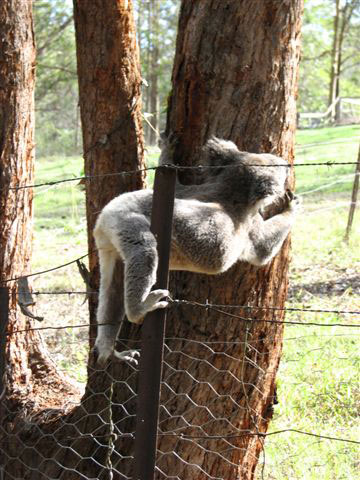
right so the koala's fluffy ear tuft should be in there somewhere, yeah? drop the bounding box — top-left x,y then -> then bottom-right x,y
202,137 -> 240,166
201,137 -> 241,178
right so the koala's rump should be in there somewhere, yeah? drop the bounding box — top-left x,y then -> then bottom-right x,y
170,198 -> 244,274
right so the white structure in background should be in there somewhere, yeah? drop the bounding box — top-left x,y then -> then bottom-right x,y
299,97 -> 360,128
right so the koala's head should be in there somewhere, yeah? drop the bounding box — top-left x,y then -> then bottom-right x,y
202,137 -> 290,207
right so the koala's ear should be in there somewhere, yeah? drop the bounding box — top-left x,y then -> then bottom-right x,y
202,137 -> 240,167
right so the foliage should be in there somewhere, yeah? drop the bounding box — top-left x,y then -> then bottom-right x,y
133,0 -> 179,143
33,1 -> 360,156
299,0 -> 360,113
34,0 -> 79,157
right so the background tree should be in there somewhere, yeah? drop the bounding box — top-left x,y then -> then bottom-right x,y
328,0 -> 359,122
299,0 -> 360,115
34,0 -> 79,156
1,1 -> 146,478
0,0 -> 80,474
72,0 -> 146,329
134,0 -> 179,144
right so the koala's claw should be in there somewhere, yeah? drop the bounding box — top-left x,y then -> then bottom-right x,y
285,189 -> 294,201
284,189 -> 301,211
93,344 -> 140,368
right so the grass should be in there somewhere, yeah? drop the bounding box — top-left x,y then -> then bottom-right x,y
295,125 -> 359,195
258,124 -> 360,479
32,125 -> 360,478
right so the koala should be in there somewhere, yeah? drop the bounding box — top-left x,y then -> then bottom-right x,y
93,137 -> 300,366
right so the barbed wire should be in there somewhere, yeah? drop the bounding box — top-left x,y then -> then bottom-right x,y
8,160 -> 359,192
297,135 -> 360,149
299,172 -> 357,196
7,332 -> 360,351
171,299 -> 360,316
0,425 -> 357,446
6,309 -> 360,336
181,302 -> 360,327
157,429 -> 360,445
27,290 -> 360,316
0,252 -> 91,284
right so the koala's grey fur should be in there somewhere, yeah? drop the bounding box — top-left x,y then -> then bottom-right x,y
93,137 -> 300,366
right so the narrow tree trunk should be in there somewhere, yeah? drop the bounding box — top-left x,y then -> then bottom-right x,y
0,0 -> 35,286
148,0 -> 160,145
1,1 -> 145,479
334,1 -> 357,123
344,142 -> 360,242
329,0 -> 341,122
154,1 -> 303,478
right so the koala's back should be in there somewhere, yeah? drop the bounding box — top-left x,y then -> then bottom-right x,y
94,184 -> 250,274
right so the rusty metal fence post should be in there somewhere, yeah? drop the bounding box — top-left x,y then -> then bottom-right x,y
133,166 -> 176,480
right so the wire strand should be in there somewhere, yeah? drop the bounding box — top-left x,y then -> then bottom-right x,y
0,253 -> 92,284
8,161 -> 359,191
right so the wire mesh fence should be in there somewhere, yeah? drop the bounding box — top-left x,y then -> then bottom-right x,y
1,310 -> 359,479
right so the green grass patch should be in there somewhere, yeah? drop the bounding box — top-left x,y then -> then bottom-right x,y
295,125 -> 359,195
296,124 -> 360,145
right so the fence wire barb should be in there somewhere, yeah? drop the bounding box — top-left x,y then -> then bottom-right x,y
0,252 -> 92,284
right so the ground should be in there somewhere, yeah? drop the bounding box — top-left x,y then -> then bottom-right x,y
31,125 -> 359,479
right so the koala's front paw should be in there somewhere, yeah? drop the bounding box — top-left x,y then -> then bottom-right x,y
144,288 -> 170,312
126,289 -> 170,324
114,349 -> 140,366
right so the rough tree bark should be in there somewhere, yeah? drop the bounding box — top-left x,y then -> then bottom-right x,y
153,1 -> 303,479
1,1 -> 145,479
73,0 -> 146,333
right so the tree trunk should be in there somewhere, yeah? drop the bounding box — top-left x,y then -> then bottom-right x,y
344,142 -> 360,242
1,1 -> 146,479
73,0 -> 146,333
334,1 -> 357,123
148,0 -> 160,145
329,0 -> 341,123
154,1 -> 303,478
0,0 -> 35,286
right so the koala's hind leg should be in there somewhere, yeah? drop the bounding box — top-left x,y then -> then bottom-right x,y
93,244 -> 126,366
108,214 -> 169,324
